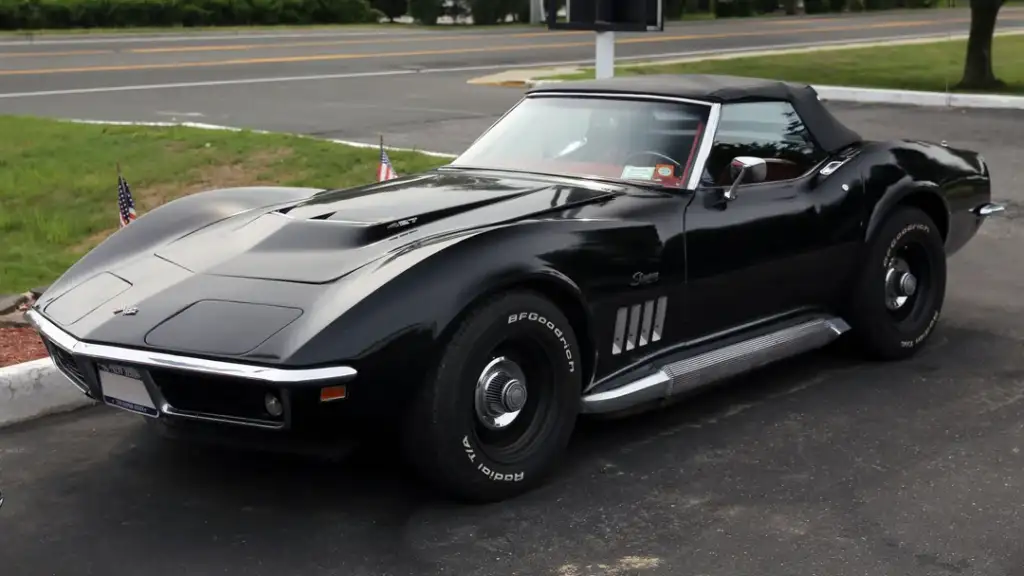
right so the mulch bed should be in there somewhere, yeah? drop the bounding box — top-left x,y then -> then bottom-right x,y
0,327 -> 48,368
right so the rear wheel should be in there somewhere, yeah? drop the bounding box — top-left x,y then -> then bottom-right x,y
846,206 -> 947,360
403,290 -> 582,503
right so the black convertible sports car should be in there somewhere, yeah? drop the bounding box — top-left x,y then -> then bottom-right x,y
28,74 -> 1003,503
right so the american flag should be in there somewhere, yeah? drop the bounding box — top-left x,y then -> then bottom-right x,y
378,136 -> 398,182
117,167 -> 137,228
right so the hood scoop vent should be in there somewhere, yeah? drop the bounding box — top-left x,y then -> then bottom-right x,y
153,171 -> 620,285
272,188 -> 544,241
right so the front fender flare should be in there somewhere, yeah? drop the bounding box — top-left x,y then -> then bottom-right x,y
438,263 -> 597,384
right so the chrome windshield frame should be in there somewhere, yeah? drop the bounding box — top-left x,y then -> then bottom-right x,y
452,90 -> 722,192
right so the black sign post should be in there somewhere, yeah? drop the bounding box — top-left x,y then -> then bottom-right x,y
547,0 -> 665,79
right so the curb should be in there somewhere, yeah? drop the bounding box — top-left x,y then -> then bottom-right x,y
0,358 -> 97,428
1,118 -> 457,428
63,118 -> 459,158
811,84 -> 1024,110
471,29 -> 1024,111
521,78 -> 1024,110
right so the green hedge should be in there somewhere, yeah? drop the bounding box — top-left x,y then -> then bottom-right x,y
0,0 -> 380,29
713,0 -> 755,17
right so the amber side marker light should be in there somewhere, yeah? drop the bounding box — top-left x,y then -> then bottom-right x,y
320,385 -> 348,402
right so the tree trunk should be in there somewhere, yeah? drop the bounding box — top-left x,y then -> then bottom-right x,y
958,0 -> 1005,90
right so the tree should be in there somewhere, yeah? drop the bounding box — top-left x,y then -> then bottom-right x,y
372,0 -> 408,22
409,0 -> 443,24
958,0 -> 1006,90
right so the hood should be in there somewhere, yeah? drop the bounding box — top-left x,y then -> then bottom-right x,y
152,170 -> 619,284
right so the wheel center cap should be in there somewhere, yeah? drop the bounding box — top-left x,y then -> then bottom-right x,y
501,379 -> 528,412
899,272 -> 917,297
475,357 -> 529,430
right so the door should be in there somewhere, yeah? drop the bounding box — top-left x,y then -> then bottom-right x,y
679,100 -> 858,340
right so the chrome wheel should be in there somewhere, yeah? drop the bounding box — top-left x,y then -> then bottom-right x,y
470,335 -> 559,466
846,207 -> 946,361
475,357 -> 529,430
882,240 -> 934,327
402,290 -> 582,503
884,256 -> 917,311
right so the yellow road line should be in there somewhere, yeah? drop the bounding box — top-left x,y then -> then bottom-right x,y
129,30 -> 591,53
0,30 -> 590,59
1,18 -> 1018,76
0,49 -> 113,58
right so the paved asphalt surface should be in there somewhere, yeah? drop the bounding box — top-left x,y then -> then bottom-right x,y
5,8 -> 1024,576
2,7 -> 1024,143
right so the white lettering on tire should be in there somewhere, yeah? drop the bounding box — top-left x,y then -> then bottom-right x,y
507,311 -> 576,373
900,308 -> 941,348
883,223 -> 930,268
462,435 -> 524,482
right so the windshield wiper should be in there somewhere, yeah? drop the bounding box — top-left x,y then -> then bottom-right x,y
439,165 -> 690,193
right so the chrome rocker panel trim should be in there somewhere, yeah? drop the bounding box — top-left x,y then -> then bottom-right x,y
581,316 -> 851,414
26,308 -> 358,384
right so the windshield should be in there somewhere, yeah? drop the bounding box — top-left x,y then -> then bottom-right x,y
451,95 -> 712,188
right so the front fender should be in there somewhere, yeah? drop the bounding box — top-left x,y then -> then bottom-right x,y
273,217 -> 663,407
39,186 -> 322,307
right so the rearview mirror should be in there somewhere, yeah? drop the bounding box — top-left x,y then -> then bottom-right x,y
724,156 -> 767,200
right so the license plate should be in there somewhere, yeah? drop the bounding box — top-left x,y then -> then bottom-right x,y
97,363 -> 158,418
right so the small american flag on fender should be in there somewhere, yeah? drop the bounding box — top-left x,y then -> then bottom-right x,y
377,135 -> 398,182
117,164 -> 137,228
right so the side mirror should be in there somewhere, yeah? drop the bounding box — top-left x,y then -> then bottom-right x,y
724,156 -> 767,200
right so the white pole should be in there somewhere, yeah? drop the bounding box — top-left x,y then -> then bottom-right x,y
595,31 -> 615,79
530,0 -> 542,23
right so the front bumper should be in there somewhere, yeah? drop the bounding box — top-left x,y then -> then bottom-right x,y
26,308 -> 358,437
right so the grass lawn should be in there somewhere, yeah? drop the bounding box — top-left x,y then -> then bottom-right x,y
0,116 -> 450,294
542,34 -> 1024,95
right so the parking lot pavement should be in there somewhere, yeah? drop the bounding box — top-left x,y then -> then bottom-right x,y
2,102 -> 1024,576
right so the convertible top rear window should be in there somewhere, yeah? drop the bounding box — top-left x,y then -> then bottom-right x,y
451,95 -> 712,188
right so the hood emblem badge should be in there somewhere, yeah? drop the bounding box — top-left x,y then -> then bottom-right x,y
113,306 -> 139,316
387,217 -> 418,230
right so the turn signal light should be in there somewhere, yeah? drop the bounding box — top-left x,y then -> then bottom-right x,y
320,385 -> 347,403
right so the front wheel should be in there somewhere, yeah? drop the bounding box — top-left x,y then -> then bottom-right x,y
846,206 -> 947,360
403,290 -> 582,503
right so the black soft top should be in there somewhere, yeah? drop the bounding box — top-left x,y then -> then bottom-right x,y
527,74 -> 861,154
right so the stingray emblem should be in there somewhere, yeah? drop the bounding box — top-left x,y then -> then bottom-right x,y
113,306 -> 139,316
630,271 -> 659,287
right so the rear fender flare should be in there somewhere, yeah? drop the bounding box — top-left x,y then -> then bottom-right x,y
863,182 -> 951,251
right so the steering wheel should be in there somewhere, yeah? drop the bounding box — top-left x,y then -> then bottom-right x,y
623,151 -> 682,171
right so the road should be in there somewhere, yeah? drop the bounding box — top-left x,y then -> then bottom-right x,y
1,8 -> 1024,144
5,8 -> 1024,576
3,98 -> 1024,575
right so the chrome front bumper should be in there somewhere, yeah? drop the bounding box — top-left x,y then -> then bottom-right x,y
26,308 -> 357,429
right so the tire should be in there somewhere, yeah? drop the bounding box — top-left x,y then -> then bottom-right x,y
403,290 -> 582,503
846,206 -> 947,360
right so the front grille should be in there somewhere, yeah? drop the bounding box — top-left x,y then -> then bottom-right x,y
149,368 -> 286,424
43,339 -> 90,393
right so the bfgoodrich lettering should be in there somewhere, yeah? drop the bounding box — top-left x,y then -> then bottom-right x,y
508,311 -> 575,372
